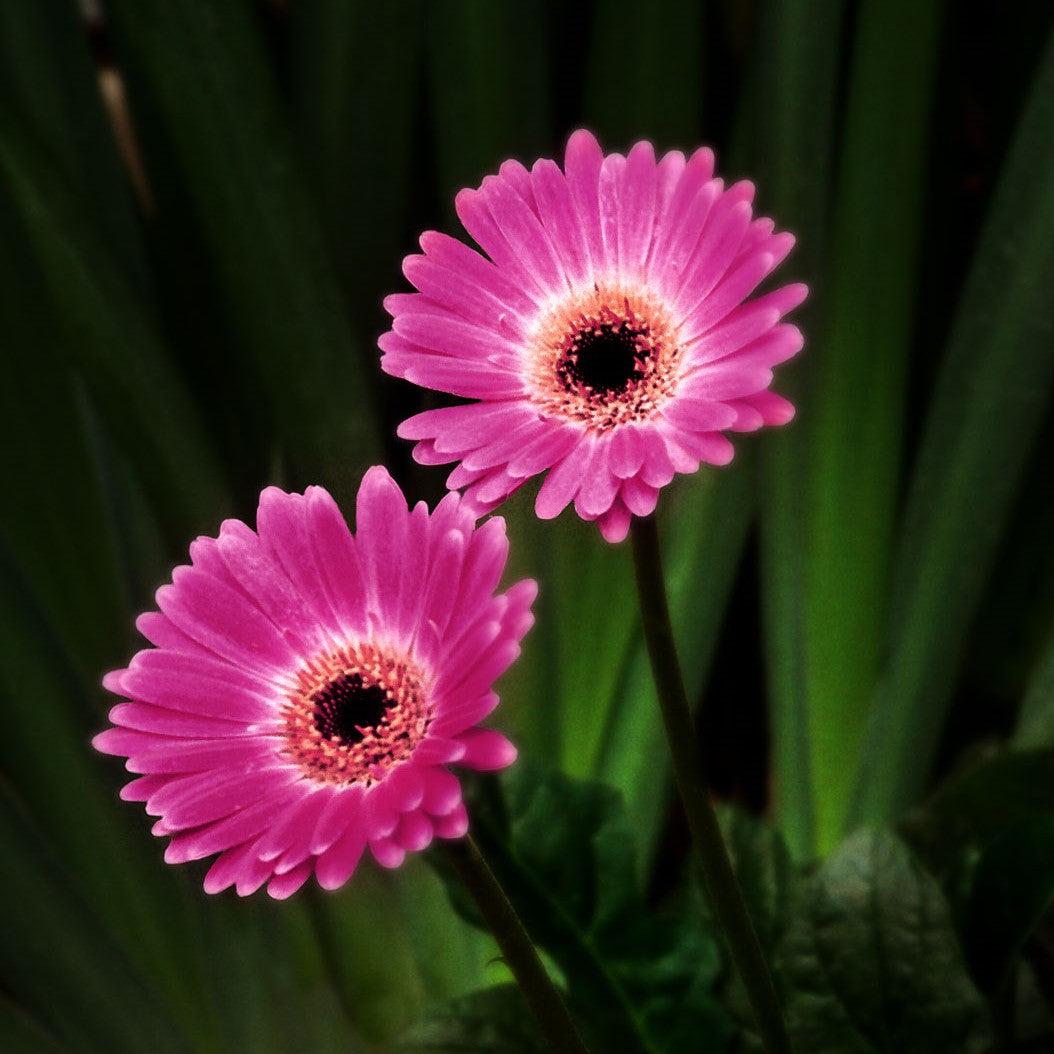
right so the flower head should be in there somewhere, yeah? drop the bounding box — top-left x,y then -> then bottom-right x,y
94,468 -> 533,898
381,130 -> 806,542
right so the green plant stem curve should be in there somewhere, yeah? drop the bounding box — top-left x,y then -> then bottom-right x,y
631,516 -> 790,1054
443,834 -> 589,1054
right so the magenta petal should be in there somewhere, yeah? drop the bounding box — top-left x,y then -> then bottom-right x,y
432,692 -> 500,736
413,736 -> 468,766
158,567 -> 299,676
369,837 -> 406,869
535,437 -> 592,519
422,768 -> 462,817
267,860 -> 313,900
118,775 -> 167,802
434,803 -> 470,840
395,811 -> 434,852
309,785 -> 364,856
120,650 -> 273,721
203,842 -> 256,895
597,502 -> 632,544
564,129 -> 605,277
315,825 -> 367,891
457,729 -> 517,771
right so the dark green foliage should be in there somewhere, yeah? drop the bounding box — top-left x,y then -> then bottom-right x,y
434,765 -> 731,1053
2,0 -> 1054,1049
396,987 -> 544,1053
781,830 -> 991,1053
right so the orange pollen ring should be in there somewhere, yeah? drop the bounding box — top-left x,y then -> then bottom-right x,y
281,641 -> 431,787
525,283 -> 682,431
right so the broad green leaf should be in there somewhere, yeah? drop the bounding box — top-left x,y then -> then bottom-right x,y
782,830 -> 991,1053
434,766 -> 730,1053
304,873 -> 429,1045
583,0 -> 704,146
901,748 -> 1054,882
1015,621 -> 1054,749
746,0 -> 848,861
802,0 -> 944,852
105,0 -> 381,502
392,858 -> 499,1007
425,0 -> 551,204
495,490 -> 639,779
0,0 -> 147,286
962,816 -> 1054,996
0,782 -> 184,1054
0,122 -> 227,543
849,30 -> 1054,827
396,986 -> 543,1053
0,995 -> 67,1054
288,0 -> 425,340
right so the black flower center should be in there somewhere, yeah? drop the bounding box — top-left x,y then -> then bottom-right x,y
559,322 -> 649,396
311,672 -> 391,744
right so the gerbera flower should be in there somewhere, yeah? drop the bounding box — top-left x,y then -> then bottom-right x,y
94,468 -> 533,899
381,129 -> 806,542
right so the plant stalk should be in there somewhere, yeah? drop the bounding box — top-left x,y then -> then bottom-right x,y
443,834 -> 589,1053
631,515 -> 790,1054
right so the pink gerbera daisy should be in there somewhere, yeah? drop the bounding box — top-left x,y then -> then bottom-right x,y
381,129 -> 807,542
94,467 -> 533,899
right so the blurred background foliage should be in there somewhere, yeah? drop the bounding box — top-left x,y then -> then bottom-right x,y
2,0 -> 1054,1050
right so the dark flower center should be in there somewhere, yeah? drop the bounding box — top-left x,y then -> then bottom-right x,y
311,672 -> 391,744
559,322 -> 649,396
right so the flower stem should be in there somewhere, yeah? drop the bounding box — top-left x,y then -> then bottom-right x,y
443,834 -> 589,1053
630,515 -> 790,1054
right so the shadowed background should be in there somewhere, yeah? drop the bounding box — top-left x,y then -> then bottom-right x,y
2,0 -> 1054,1049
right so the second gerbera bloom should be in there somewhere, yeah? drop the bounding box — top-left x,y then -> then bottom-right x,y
382,129 -> 806,541
95,468 -> 533,898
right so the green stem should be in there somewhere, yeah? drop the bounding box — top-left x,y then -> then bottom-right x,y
443,834 -> 589,1054
631,516 -> 790,1054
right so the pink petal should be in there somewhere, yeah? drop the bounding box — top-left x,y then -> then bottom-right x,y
563,129 -> 605,279
597,501 -> 632,544
395,811 -> 434,852
157,568 -> 299,677
434,803 -> 470,840
267,859 -> 313,900
369,837 -> 406,869
422,768 -> 462,817
617,141 -> 657,278
457,729 -> 517,772
315,824 -> 367,891
535,436 -> 592,519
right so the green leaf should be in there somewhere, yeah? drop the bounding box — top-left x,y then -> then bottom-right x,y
583,0 -> 704,146
782,829 -> 991,1053
0,0 -> 148,285
849,25 -> 1054,829
424,0 -> 551,206
288,0 -> 425,337
962,816 -> 1054,996
396,986 -> 543,1053
0,782 -> 184,1054
801,0 -> 945,852
746,0 -> 849,861
0,995 -> 67,1054
1015,621 -> 1054,749
105,0 -> 381,501
434,765 -> 730,1053
902,748 -> 1054,883
0,121 -> 227,542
